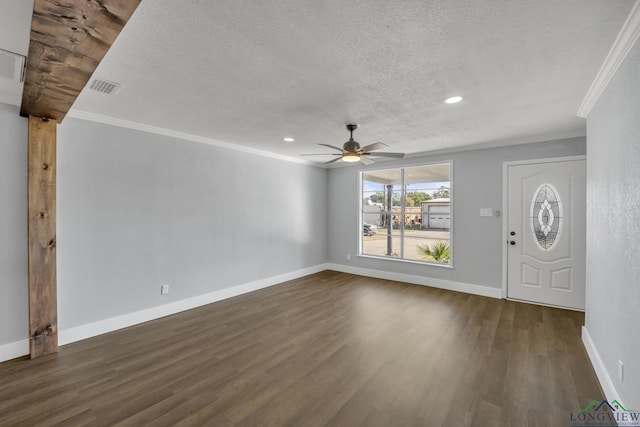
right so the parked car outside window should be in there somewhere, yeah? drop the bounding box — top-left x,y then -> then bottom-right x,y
363,223 -> 377,236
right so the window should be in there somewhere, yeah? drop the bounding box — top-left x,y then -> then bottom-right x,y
531,183 -> 562,251
360,162 -> 452,265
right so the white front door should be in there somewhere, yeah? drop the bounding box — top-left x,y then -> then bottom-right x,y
506,158 -> 586,310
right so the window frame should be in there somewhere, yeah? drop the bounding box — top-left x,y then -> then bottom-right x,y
358,160 -> 454,268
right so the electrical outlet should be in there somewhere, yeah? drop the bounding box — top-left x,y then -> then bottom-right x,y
618,360 -> 624,382
347,253 -> 351,261
161,284 -> 169,295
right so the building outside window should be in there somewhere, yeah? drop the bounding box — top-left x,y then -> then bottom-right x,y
360,162 -> 452,265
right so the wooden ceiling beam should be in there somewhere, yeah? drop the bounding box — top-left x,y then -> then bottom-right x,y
20,0 -> 142,122
20,0 -> 142,359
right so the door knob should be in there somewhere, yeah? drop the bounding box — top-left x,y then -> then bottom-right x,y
510,231 -> 516,236
509,240 -> 516,245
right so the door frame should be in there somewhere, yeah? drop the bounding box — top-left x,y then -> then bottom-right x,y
501,155 -> 586,304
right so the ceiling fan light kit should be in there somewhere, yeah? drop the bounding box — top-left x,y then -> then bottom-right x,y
342,152 -> 361,162
300,123 -> 405,165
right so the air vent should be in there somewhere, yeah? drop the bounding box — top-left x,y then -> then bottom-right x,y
88,78 -> 121,95
0,49 -> 26,82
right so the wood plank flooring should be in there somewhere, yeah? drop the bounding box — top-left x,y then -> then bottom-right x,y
0,271 -> 603,426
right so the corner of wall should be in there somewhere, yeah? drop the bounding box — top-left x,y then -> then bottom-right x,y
581,326 -> 618,402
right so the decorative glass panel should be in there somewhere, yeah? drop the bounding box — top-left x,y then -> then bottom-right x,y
530,183 -> 562,250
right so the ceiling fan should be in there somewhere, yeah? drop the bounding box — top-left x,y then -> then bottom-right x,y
301,124 -> 405,165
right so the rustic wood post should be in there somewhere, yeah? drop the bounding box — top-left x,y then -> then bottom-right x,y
28,115 -> 58,358
20,0 -> 142,359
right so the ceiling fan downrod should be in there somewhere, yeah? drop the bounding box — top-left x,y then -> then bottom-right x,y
344,124 -> 360,152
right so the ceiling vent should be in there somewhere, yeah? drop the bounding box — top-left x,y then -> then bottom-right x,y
0,49 -> 26,82
88,78 -> 121,95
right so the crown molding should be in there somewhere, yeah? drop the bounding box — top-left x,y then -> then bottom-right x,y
66,109 -> 320,167
578,0 -> 640,118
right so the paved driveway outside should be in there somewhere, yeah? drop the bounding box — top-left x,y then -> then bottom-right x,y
363,229 -> 450,261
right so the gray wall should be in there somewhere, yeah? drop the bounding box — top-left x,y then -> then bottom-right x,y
585,39 -> 640,408
0,110 -> 327,349
0,103 -> 28,346
56,119 -> 327,329
327,138 -> 586,289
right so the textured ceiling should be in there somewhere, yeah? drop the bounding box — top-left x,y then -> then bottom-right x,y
1,0 -> 635,165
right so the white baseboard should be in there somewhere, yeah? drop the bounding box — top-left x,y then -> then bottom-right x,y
59,264 -> 328,346
2,263 -> 501,363
582,326 -> 618,402
0,339 -> 29,363
1,264 -> 328,362
325,263 -> 503,299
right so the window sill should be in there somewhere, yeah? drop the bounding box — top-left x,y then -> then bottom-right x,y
357,253 -> 454,269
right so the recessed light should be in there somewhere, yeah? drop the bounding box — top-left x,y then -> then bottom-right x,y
283,137 -> 295,142
444,96 -> 464,104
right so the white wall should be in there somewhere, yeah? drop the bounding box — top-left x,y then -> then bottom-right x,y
327,138 -> 586,293
0,110 -> 328,360
584,37 -> 640,409
0,103 -> 28,358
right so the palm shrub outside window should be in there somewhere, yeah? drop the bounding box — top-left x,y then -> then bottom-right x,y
360,162 -> 452,265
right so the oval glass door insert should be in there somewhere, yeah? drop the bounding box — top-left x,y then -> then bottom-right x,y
530,183 -> 563,250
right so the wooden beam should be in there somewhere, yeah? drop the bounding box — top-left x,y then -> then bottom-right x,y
20,0 -> 141,359
28,116 -> 58,359
20,0 -> 142,122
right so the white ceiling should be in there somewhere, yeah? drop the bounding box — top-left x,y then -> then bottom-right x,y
0,0 -> 635,165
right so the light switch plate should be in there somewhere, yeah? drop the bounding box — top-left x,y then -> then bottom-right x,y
480,208 -> 493,217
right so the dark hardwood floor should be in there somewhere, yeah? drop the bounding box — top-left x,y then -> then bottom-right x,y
0,271 -> 603,426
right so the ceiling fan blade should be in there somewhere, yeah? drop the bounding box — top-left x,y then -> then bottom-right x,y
360,142 -> 389,152
367,152 -> 405,158
324,157 -> 343,164
318,143 -> 344,152
300,153 -> 341,156
359,156 -> 375,165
